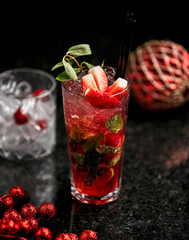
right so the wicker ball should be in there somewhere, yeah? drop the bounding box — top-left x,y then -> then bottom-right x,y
128,40 -> 189,111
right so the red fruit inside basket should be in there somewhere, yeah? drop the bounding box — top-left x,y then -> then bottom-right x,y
14,108 -> 30,125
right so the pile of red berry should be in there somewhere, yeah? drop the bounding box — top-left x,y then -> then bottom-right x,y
0,185 -> 97,240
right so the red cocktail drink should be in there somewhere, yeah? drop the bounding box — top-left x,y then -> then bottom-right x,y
62,66 -> 130,205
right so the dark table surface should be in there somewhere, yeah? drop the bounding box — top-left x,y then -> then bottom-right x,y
0,4 -> 189,239
1,96 -> 189,239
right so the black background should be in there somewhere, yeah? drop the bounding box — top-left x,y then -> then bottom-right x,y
1,3 -> 189,239
0,3 -> 188,72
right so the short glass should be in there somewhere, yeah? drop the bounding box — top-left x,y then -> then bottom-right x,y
62,67 -> 130,205
0,68 -> 56,160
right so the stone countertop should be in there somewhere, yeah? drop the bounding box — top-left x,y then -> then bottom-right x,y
0,89 -> 189,239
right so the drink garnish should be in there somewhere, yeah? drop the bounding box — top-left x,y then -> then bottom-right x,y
105,114 -> 124,134
52,44 -> 129,108
83,134 -> 104,153
51,44 -> 94,81
95,145 -> 121,155
81,73 -> 98,92
88,66 -> 108,92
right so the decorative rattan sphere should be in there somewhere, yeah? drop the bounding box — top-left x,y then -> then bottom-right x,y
128,40 -> 189,111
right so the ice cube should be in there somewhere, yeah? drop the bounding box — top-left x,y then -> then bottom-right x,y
14,81 -> 32,98
0,93 -> 20,121
0,73 -> 17,95
21,97 -> 36,114
33,97 -> 55,121
18,119 -> 40,141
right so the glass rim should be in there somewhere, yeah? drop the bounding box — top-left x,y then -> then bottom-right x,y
0,68 -> 56,100
62,74 -> 130,98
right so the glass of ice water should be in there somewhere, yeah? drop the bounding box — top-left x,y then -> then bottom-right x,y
0,68 -> 56,160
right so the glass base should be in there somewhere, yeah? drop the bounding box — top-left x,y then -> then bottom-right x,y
71,185 -> 120,205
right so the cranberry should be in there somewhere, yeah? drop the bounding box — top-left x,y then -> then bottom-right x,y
36,119 -> 48,130
14,108 -> 29,125
32,89 -> 44,97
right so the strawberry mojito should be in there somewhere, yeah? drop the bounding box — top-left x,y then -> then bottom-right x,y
52,44 -> 130,204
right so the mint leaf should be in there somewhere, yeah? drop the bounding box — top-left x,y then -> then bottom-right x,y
95,145 -> 121,155
84,150 -> 100,186
83,134 -> 104,153
84,174 -> 96,186
69,127 -> 85,143
56,68 -> 79,82
52,44 -> 93,82
73,153 -> 85,165
81,61 -> 94,70
105,114 -> 124,134
56,70 -> 70,82
51,61 -> 64,71
63,58 -> 78,81
101,60 -> 105,68
67,44 -> 92,57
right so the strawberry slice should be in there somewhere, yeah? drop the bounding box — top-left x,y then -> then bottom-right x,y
88,66 -> 108,92
85,88 -> 119,109
108,77 -> 128,100
81,73 -> 98,92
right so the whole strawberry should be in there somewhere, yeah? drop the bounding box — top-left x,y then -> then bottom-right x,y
128,40 -> 189,111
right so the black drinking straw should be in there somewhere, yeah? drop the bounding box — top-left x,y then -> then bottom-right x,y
116,11 -> 136,79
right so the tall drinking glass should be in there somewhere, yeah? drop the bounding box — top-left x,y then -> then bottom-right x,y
62,67 -> 130,205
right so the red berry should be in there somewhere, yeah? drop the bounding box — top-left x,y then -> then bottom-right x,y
32,88 -> 44,97
26,217 -> 38,233
19,218 -> 32,235
38,202 -> 56,219
3,209 -> 22,221
80,230 -> 97,240
0,218 -> 16,235
14,108 -> 30,125
55,233 -> 72,240
21,203 -> 37,218
13,221 -> 21,234
36,119 -> 48,130
0,196 -> 14,209
35,227 -> 52,240
32,88 -> 47,102
69,233 -> 79,240
9,185 -> 25,200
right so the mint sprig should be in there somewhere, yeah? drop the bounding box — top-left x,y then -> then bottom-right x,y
51,44 -> 94,81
